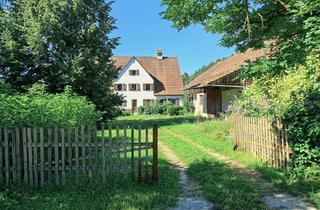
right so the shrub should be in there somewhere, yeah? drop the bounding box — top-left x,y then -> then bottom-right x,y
163,103 -> 183,116
139,103 -> 184,116
183,93 -> 195,113
0,84 -> 101,127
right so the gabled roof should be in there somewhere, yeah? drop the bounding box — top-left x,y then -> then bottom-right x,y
112,56 -> 183,96
186,48 -> 268,89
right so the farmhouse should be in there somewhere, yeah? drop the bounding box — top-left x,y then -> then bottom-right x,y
186,48 -> 267,117
112,50 -> 184,113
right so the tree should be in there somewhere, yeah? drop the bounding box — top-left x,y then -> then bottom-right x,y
182,72 -> 189,86
0,0 -> 121,119
161,0 -> 320,73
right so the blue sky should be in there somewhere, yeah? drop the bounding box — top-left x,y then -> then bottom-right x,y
110,0 -> 235,75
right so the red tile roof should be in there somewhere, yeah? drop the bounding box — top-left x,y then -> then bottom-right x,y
186,48 -> 268,89
112,56 -> 184,96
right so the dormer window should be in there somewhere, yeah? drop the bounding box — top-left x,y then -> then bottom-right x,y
129,70 -> 139,76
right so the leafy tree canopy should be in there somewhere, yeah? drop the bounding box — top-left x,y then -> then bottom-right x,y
162,0 -> 320,73
0,0 -> 121,119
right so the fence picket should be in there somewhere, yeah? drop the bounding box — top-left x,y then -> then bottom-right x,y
75,127 -> 79,183
16,128 -> 21,185
101,124 -> 106,182
4,128 -> 9,184
12,128 -> 17,183
145,128 -> 149,182
54,127 -> 59,185
138,126 -> 142,182
81,126 -> 86,176
123,127 -> 127,174
33,128 -> 38,186
67,128 -> 72,175
93,127 -> 98,177
88,127 -> 92,178
27,128 -> 33,185
152,125 -> 158,181
47,128 -> 52,185
40,128 -> 44,187
61,128 -> 66,185
131,128 -> 134,181
116,126 -> 120,172
108,125 -> 112,173
22,128 -> 28,184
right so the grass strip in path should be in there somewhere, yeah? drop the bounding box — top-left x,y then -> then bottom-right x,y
159,129 -> 269,210
159,141 -> 213,210
165,128 -> 317,210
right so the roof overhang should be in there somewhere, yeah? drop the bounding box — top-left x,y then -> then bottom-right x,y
186,83 -> 243,90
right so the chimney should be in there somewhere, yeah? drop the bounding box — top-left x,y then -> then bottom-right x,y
156,49 -> 163,59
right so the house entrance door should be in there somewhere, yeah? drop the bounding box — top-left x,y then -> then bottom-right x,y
132,99 -> 137,113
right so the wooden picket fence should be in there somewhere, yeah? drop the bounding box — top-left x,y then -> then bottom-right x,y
0,125 -> 158,187
233,117 -> 290,169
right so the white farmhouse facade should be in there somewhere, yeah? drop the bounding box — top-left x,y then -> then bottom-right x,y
112,50 -> 184,113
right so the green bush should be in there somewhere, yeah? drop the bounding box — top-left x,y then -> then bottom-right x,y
183,93 -> 195,113
139,103 -> 184,116
163,103 -> 183,116
0,84 -> 101,127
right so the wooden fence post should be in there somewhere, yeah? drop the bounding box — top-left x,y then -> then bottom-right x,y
152,125 -> 158,182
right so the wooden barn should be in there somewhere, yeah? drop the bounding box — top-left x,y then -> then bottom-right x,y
186,49 -> 267,117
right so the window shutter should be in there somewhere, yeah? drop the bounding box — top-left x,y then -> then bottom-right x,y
123,84 -> 127,91
143,84 -> 146,91
137,70 -> 140,75
151,84 -> 154,91
137,84 -> 141,91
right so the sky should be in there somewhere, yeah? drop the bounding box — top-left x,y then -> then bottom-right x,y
110,0 -> 235,75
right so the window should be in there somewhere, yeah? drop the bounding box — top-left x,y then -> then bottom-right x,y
199,95 -> 204,106
115,84 -> 126,91
122,100 -> 127,107
169,99 -> 179,105
143,99 -> 154,106
129,70 -> 139,76
143,84 -> 153,91
129,84 -> 141,91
